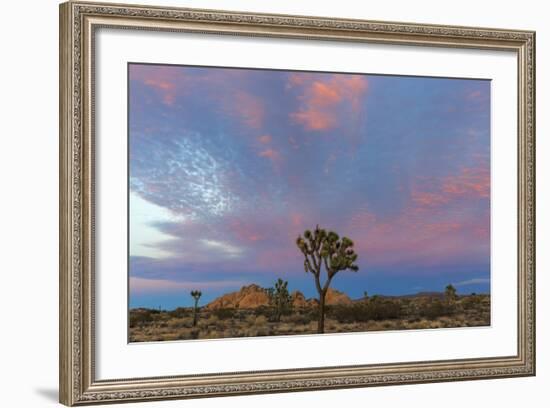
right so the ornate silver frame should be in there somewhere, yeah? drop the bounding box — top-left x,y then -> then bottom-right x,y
59,1 -> 536,405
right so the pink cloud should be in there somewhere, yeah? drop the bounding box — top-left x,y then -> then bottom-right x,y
473,226 -> 490,239
290,109 -> 337,131
411,164 -> 490,210
131,65 -> 183,107
309,81 -> 342,106
229,219 -> 265,243
290,212 -> 304,228
286,72 -> 313,88
257,148 -> 283,172
231,90 -> 265,129
143,78 -> 175,91
331,75 -> 369,112
131,65 -> 267,122
411,190 -> 450,207
351,212 -> 485,270
258,148 -> 280,160
162,93 -> 176,106
424,222 -> 462,234
466,90 -> 483,100
344,164 -> 490,269
256,246 -> 302,270
289,74 -> 368,131
463,87 -> 490,112
258,134 -> 272,144
347,208 -> 376,229
442,166 -> 490,198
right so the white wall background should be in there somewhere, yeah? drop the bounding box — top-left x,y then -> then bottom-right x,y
0,0 -> 546,407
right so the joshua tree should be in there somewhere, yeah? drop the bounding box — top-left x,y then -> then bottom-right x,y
266,278 -> 292,322
296,225 -> 359,333
444,284 -> 457,306
190,290 -> 202,327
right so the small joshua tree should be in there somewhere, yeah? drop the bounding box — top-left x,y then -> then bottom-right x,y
444,284 -> 457,306
266,278 -> 292,322
190,290 -> 202,327
296,225 -> 359,333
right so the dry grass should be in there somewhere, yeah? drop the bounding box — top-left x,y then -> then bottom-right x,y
129,294 -> 490,342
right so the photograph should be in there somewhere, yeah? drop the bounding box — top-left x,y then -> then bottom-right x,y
128,63 -> 491,342
57,2 -> 535,404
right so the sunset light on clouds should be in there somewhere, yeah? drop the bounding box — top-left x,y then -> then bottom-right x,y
128,63 -> 490,309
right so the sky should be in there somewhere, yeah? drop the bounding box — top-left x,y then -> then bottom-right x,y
128,63 -> 491,310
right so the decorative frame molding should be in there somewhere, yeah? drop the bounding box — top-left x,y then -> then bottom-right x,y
59,1 -> 535,405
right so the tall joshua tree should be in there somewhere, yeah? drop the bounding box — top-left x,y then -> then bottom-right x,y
296,225 -> 359,333
190,290 -> 202,327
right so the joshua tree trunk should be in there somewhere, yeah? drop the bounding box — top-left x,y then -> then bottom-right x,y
192,299 -> 199,327
314,274 -> 331,334
190,290 -> 202,327
318,290 -> 326,334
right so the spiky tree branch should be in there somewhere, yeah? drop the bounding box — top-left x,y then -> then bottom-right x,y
296,225 -> 359,333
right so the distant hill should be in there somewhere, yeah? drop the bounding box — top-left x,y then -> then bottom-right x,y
205,284 -> 353,310
369,292 -> 446,300
366,291 -> 489,300
131,287 -> 490,312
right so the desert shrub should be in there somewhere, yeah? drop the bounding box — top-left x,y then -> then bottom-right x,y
285,312 -> 315,325
255,303 -> 293,323
254,315 -> 268,326
168,307 -> 189,318
405,301 -> 420,316
254,305 -> 273,318
177,332 -> 191,340
256,327 -> 270,336
167,318 -> 186,329
327,305 -> 357,323
328,300 -> 403,323
303,308 -> 319,322
420,299 -> 453,319
369,299 -> 403,320
213,308 -> 235,320
260,308 -> 296,324
461,295 -> 482,309
129,309 -> 161,327
203,314 -> 219,325
129,314 -> 147,327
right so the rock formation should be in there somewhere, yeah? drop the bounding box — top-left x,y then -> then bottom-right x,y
205,284 -> 353,309
205,284 -> 270,310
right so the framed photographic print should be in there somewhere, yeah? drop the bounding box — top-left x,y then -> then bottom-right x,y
59,1 -> 536,405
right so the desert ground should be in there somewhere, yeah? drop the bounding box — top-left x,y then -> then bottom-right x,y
129,284 -> 490,342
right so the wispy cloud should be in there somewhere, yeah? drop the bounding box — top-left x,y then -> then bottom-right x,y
130,276 -> 247,294
453,278 -> 490,287
200,239 -> 244,258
